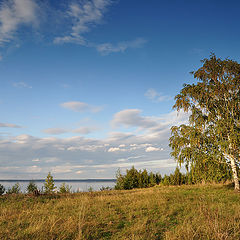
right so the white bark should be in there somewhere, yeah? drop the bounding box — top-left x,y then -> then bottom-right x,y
227,136 -> 239,191
229,155 -> 240,191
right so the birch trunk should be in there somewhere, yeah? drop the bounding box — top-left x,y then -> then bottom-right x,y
229,155 -> 240,191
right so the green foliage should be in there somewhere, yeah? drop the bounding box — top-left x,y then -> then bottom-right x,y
162,175 -> 170,186
7,183 -> 21,194
115,165 -> 230,190
27,181 -> 38,194
88,186 -> 93,192
115,167 -> 162,190
58,183 -> 72,193
44,172 -> 56,194
169,54 -> 240,190
169,167 -> 185,185
0,184 -> 5,195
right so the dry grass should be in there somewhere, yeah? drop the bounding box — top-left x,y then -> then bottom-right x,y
0,184 -> 240,240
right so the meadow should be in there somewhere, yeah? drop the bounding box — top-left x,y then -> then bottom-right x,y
0,184 -> 240,240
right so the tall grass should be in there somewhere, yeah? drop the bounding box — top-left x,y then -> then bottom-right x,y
0,184 -> 239,239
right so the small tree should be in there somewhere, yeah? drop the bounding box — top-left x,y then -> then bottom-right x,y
27,181 -> 38,194
115,168 -> 125,190
7,183 -> 21,194
0,184 -> 5,195
58,183 -> 71,193
44,172 -> 56,194
162,175 -> 170,186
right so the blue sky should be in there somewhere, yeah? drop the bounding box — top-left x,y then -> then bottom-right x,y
0,0 -> 240,179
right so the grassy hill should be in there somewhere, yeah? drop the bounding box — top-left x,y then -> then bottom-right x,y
0,184 -> 240,240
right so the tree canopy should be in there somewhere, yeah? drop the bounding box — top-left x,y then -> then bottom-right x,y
169,54 -> 240,190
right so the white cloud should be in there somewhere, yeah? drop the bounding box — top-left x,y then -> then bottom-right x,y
42,126 -> 97,135
54,1 -> 146,55
52,165 -> 72,174
96,38 -> 146,55
0,0 -> 39,44
145,88 -> 172,102
0,122 -> 22,128
0,109 -> 189,178
43,128 -> 68,135
145,146 -> 162,152
91,159 -> 176,169
67,144 -> 104,152
61,101 -> 103,113
54,0 -> 111,45
108,147 -> 126,152
112,109 -> 158,129
32,158 -> 40,162
26,165 -> 42,173
13,81 -> 32,88
117,155 -> 144,162
73,126 -> 96,135
44,157 -> 59,163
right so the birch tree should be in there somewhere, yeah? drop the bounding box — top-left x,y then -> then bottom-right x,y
169,54 -> 240,190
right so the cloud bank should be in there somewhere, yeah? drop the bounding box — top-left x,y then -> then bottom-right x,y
0,109 -> 189,179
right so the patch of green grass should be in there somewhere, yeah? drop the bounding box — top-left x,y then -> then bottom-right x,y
0,184 -> 239,239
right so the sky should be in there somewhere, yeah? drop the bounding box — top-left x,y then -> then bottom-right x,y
0,0 -> 240,179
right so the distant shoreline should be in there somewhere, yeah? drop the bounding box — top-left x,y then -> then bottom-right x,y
0,179 -> 116,182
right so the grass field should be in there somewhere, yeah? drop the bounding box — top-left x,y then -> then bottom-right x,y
0,184 -> 240,240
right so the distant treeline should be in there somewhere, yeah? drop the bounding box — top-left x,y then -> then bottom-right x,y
115,165 -> 234,190
0,163 -> 236,195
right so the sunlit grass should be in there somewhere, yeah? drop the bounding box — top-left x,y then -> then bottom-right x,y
0,184 -> 240,239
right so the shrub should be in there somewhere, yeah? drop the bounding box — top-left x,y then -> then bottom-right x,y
27,181 -> 38,194
44,172 -> 56,194
58,183 -> 72,193
88,186 -> 93,192
7,183 -> 21,194
0,184 -> 5,195
100,186 -> 112,191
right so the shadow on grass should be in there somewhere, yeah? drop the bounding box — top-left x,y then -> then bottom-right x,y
223,182 -> 236,190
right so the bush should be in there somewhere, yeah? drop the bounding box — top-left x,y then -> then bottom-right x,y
100,186 -> 112,191
7,183 -> 21,194
88,186 -> 93,192
0,184 -> 5,195
58,183 -> 72,193
27,181 -> 38,194
44,172 -> 56,194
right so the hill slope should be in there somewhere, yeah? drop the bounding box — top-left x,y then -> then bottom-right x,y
0,184 -> 240,239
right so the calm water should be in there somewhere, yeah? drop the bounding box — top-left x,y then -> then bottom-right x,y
0,179 -> 116,193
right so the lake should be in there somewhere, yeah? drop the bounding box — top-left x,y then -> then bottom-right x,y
0,179 -> 116,193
